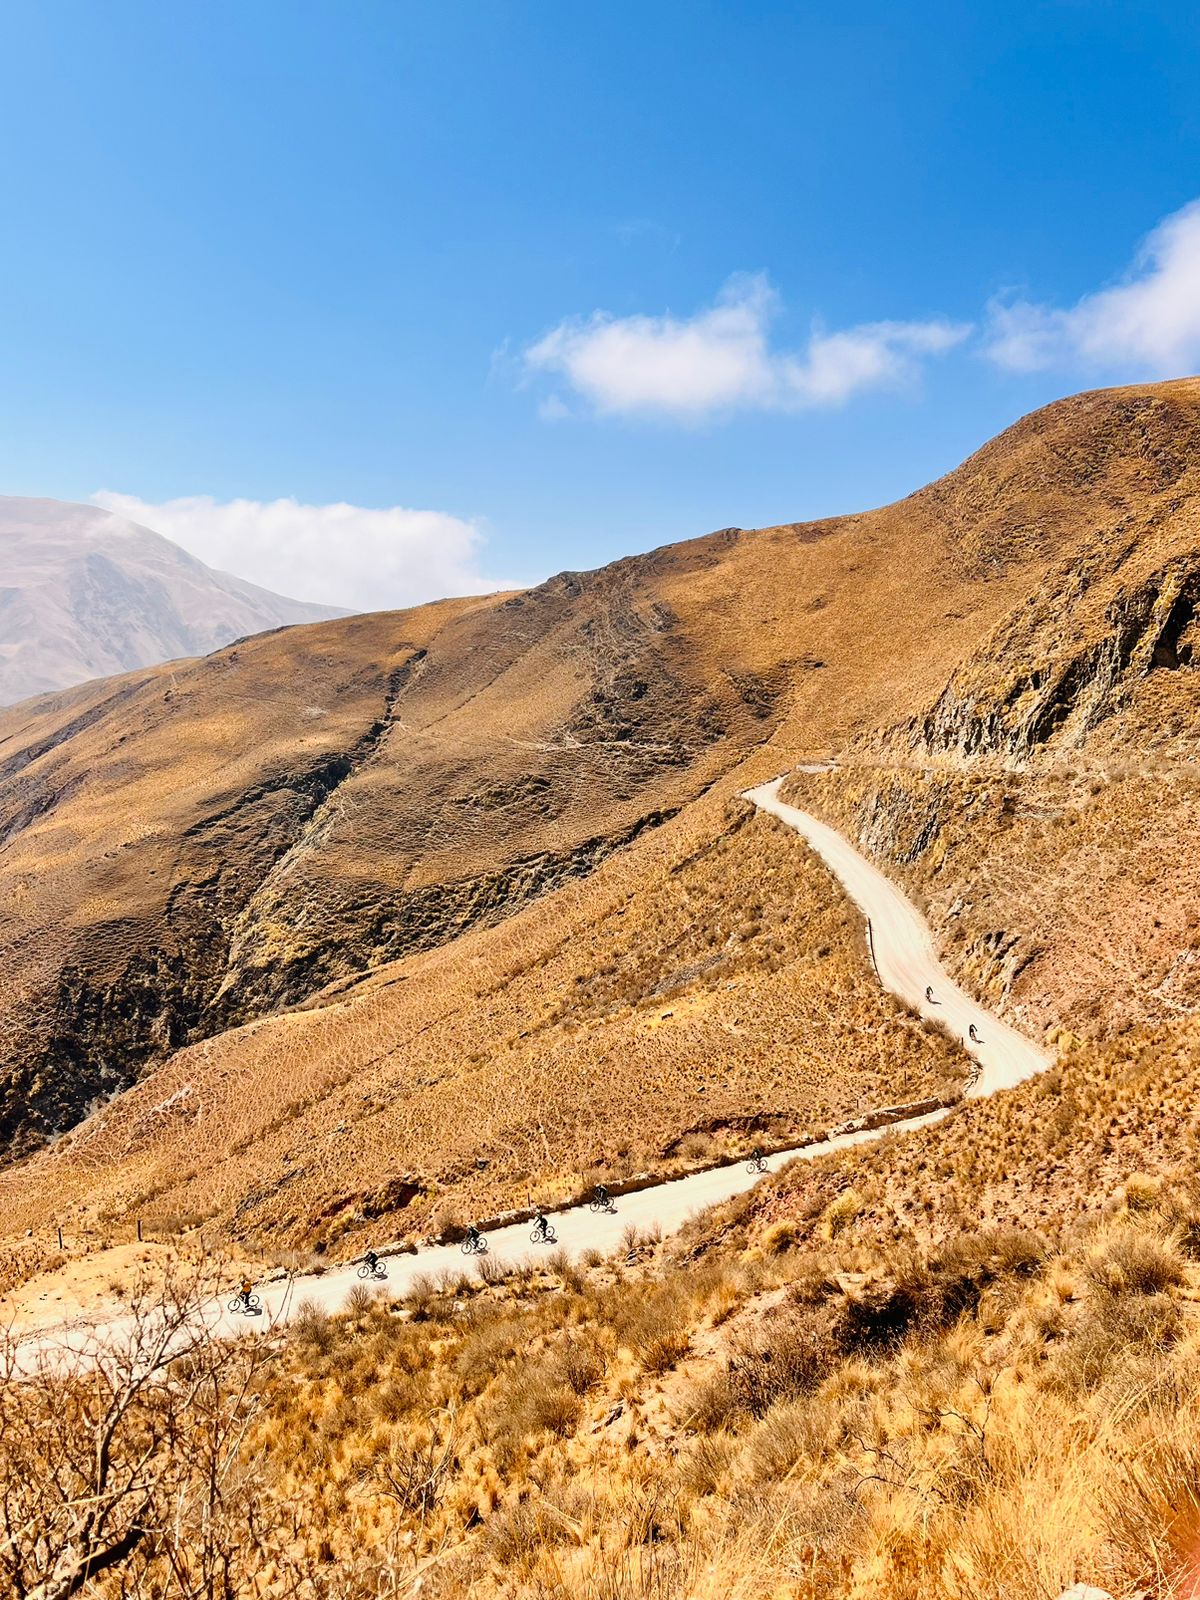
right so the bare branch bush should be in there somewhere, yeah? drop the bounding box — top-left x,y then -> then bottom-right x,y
0,1263 -> 311,1599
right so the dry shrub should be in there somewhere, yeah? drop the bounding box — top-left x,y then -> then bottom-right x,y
344,1282 -> 376,1318
551,1333 -> 607,1396
728,1309 -> 837,1416
429,1202 -> 465,1241
743,1395 -> 839,1483
486,1496 -> 571,1567
372,1419 -> 457,1521
641,1328 -> 692,1376
604,1276 -> 696,1374
489,1364 -> 583,1460
1051,1290 -> 1181,1396
475,1251 -> 505,1285
691,1307 -> 837,1431
1084,1227 -> 1186,1296
834,1256 -> 931,1353
405,1271 -> 438,1317
292,1296 -> 334,1354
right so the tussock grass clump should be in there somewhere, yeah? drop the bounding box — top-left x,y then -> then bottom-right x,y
343,1282 -> 376,1318
693,1307 -> 838,1430
291,1296 -> 335,1354
1051,1289 -> 1182,1396
1084,1226 -> 1185,1297
550,1332 -> 608,1395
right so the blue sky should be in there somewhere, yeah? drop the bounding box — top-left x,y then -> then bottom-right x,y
2,2 -> 1200,608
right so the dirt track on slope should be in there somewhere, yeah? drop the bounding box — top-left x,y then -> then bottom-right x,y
11,785 -> 1049,1367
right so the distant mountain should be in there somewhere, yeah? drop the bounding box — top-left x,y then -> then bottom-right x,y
0,496 -> 349,706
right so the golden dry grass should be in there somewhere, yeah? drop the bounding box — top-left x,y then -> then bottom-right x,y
10,1176 -> 1198,1598
0,802 -> 967,1258
686,1016 -> 1200,1260
247,1188 -> 1200,1599
7,378 -> 1200,1262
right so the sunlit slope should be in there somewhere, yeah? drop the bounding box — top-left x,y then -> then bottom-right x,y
782,379 -> 1200,1040
1,378 -> 1198,1247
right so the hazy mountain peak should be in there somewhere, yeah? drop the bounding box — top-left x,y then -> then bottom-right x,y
0,495 -> 349,706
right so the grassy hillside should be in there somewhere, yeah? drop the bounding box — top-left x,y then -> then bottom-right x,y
2,377 -> 1200,1265
8,1168 -> 1200,1600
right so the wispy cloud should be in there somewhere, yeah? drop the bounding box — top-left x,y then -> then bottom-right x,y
984,198 -> 1200,375
523,273 -> 969,421
91,492 -> 516,612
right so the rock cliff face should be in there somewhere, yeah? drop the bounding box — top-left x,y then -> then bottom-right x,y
0,496 -> 347,705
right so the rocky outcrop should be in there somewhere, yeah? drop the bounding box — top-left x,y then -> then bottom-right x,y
910,556 -> 1200,761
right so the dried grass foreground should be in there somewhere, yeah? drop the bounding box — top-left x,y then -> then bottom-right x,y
8,1175 -> 1200,1600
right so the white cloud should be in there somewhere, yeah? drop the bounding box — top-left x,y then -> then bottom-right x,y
522,273 -> 969,420
90,492 -> 514,612
985,199 -> 1200,374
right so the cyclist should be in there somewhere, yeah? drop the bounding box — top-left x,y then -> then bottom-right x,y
532,1211 -> 551,1242
364,1248 -> 381,1275
925,984 -> 935,1004
238,1275 -> 253,1312
594,1183 -> 611,1209
968,1023 -> 981,1043
465,1222 -> 483,1250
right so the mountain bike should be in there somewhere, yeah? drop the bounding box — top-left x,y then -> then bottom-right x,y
745,1155 -> 768,1175
227,1293 -> 262,1315
530,1221 -> 557,1245
357,1260 -> 388,1279
461,1233 -> 488,1256
588,1194 -> 616,1214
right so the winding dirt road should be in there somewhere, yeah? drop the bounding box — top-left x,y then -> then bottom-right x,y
11,775 -> 1050,1363
744,778 -> 1050,1095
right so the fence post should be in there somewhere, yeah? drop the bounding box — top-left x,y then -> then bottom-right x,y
57,1224 -> 64,1251
137,1218 -> 143,1242
866,918 -> 881,981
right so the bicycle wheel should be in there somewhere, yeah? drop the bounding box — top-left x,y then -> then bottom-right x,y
357,1262 -> 373,1278
227,1297 -> 243,1313
247,1295 -> 262,1313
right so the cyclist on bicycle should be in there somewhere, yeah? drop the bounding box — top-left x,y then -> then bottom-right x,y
239,1275 -> 253,1311
595,1183 -> 611,1208
532,1211 -> 551,1241
364,1248 -> 380,1274
465,1222 -> 483,1250
925,984 -> 935,1004
968,1023 -> 981,1043
752,1145 -> 764,1166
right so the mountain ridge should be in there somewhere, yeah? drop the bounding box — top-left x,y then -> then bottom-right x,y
0,495 -> 349,705
0,378 -> 1197,1258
